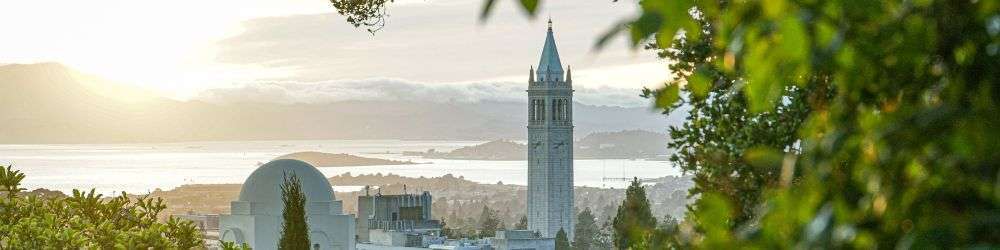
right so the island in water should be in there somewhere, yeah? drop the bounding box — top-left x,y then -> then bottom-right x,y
275,151 -> 417,167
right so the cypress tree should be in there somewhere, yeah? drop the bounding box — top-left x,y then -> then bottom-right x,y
478,205 -> 501,238
612,178 -> 656,249
515,215 -> 528,230
278,173 -> 310,250
573,208 -> 598,250
555,228 -> 571,250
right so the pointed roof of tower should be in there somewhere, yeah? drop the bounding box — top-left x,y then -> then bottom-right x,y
537,19 -> 564,76
566,66 -> 572,82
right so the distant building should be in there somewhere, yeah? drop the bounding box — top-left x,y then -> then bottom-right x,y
174,212 -> 220,233
219,159 -> 356,250
490,230 -> 554,250
359,239 -> 485,250
356,187 -> 441,245
174,212 -> 222,248
527,19 -> 575,238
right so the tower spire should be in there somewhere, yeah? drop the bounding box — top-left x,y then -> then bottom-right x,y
529,66 -> 535,82
566,66 -> 572,82
537,19 -> 563,82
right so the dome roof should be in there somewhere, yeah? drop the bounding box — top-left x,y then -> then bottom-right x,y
238,159 -> 335,203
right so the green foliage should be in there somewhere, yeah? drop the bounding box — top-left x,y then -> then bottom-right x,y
639,3 -> 821,228
619,0 -> 1000,248
595,217 -> 615,250
0,165 -> 203,248
329,0 -> 393,33
0,165 -> 26,200
515,214 -> 528,230
612,178 -> 659,249
478,205 -> 504,238
221,240 -> 252,250
573,208 -> 599,250
279,173 -> 310,250
555,228 -> 571,250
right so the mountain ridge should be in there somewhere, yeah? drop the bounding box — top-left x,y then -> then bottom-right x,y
0,63 -> 678,143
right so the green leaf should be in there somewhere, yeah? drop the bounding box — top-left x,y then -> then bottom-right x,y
479,0 -> 498,22
654,83 -> 680,109
763,0 -> 788,19
594,21 -> 627,50
519,0 -> 539,16
778,16 -> 808,61
744,146 -> 784,169
629,12 -> 665,47
687,66 -> 713,99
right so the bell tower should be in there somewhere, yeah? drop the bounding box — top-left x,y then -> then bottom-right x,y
526,19 -> 574,239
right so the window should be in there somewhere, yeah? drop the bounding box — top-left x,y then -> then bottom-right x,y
561,99 -> 568,120
529,100 -> 535,121
550,99 -> 568,121
530,99 -> 546,121
538,100 -> 545,121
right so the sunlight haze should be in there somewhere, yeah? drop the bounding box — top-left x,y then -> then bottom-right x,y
0,0 -> 667,102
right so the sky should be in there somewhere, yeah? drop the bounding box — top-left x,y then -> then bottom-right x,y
0,0 -> 669,106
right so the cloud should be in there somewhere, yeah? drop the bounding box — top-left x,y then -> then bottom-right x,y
196,78 -> 650,107
215,0 -> 665,86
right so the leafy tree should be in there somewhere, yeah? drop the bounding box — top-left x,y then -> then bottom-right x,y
515,214 -> 528,230
0,165 -> 203,248
478,205 -> 503,238
221,241 -> 252,250
657,215 -> 678,235
612,178 -> 658,249
555,228 -> 571,250
573,208 -> 599,250
278,173 -> 310,250
595,217 -> 615,250
329,0 -> 392,33
613,0 -> 1000,248
440,218 -> 456,238
0,165 -> 25,200
649,33 -> 818,226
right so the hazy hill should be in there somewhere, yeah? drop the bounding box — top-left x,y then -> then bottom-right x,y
408,139 -> 527,160
275,151 -> 416,167
576,130 -> 671,158
0,63 -> 676,143
407,130 -> 671,160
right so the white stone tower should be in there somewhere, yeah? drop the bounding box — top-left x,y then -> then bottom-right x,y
527,19 -> 574,239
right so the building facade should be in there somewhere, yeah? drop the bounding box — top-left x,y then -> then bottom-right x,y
527,20 -> 575,239
491,230 -> 556,250
356,188 -> 440,244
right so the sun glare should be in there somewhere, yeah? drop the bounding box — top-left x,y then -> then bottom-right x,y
0,0 -> 328,99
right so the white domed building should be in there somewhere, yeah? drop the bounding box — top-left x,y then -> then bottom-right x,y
220,159 -> 356,250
